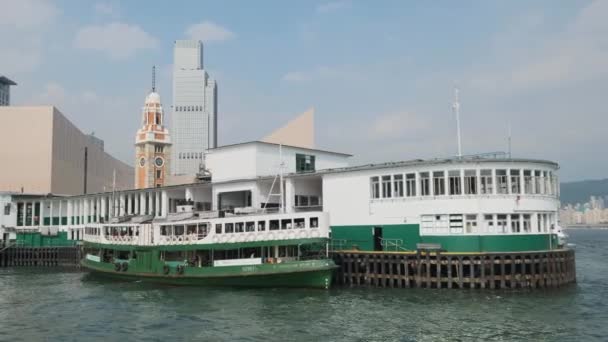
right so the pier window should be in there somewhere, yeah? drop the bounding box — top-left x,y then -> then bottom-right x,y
464,170 -> 477,194
546,171 -> 553,195
496,170 -> 508,194
510,170 -> 521,194
405,173 -> 416,197
449,214 -> 463,234
235,222 -> 244,233
524,170 -> 533,194
393,174 -> 404,197
433,171 -> 445,196
465,214 -> 478,233
448,170 -> 462,195
382,176 -> 392,198
497,215 -> 508,233
420,172 -> 430,196
480,169 -> 493,194
281,219 -> 292,229
542,171 -> 549,194
258,221 -> 266,231
269,220 -> 279,231
484,214 -> 495,233
523,214 -> 531,233
310,217 -> 319,228
296,154 -> 315,173
225,223 -> 234,233
294,218 -> 305,229
510,214 -> 521,233
246,221 -> 255,232
215,224 -> 222,234
370,177 -> 380,199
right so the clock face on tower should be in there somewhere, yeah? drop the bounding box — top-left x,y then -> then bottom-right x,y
155,157 -> 164,167
139,157 -> 146,167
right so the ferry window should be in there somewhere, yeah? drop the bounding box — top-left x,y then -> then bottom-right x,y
281,219 -> 292,229
510,170 -> 521,194
464,170 -> 477,195
546,171 -> 553,195
484,214 -> 494,233
3,204 -> 10,215
393,174 -> 404,197
497,215 -> 508,233
370,177 -> 380,199
269,220 -> 279,230
310,217 -> 319,228
433,171 -> 445,196
215,224 -> 222,234
258,221 -> 266,231
296,154 -> 315,173
480,169 -> 493,194
246,221 -> 255,232
294,218 -> 305,228
405,173 -> 416,197
523,170 -> 532,193
523,214 -> 531,233
295,195 -> 309,207
448,170 -> 462,195
381,175 -> 392,198
534,170 -> 542,194
235,222 -> 244,233
542,171 -> 549,194
511,214 -> 521,233
174,225 -> 185,236
225,223 -> 234,233
187,225 -> 197,235
465,214 -> 478,233
309,196 -> 320,206
420,172 -> 430,196
496,170 -> 508,194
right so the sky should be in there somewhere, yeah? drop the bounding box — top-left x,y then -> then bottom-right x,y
2,0 -> 607,182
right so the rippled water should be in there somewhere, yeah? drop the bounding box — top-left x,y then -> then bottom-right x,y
0,229 -> 607,341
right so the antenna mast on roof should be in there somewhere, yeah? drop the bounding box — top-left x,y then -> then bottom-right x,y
152,65 -> 156,92
452,86 -> 462,158
508,122 -> 512,158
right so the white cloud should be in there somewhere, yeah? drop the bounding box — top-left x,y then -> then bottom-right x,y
73,22 -> 158,60
0,0 -> 59,30
316,1 -> 350,13
0,0 -> 59,74
185,21 -> 235,43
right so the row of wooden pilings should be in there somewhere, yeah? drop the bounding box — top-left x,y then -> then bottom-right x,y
332,249 -> 576,289
0,246 -> 82,268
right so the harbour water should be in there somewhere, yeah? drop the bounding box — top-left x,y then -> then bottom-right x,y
0,229 -> 606,341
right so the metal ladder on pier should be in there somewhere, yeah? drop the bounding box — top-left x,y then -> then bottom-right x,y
380,238 -> 409,252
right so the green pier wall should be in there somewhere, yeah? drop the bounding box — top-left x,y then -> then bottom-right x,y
331,224 -> 558,253
16,232 -> 77,247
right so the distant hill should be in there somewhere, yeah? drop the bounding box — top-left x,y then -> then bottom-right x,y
560,179 -> 608,205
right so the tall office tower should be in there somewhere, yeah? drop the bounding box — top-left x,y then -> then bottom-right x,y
0,76 -> 17,106
171,40 -> 218,176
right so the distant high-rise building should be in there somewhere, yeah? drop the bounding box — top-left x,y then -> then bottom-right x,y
0,76 -> 17,106
171,40 -> 218,176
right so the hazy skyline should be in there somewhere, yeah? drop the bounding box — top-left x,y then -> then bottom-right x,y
2,0 -> 607,182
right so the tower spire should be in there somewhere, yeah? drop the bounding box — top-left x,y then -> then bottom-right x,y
152,65 -> 156,92
452,85 -> 462,158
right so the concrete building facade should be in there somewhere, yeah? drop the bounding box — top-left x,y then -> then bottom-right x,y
171,40 -> 218,176
0,106 -> 134,195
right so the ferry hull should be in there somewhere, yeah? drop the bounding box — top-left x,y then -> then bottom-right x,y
81,259 -> 337,289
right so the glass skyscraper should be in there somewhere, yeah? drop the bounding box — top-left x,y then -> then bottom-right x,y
171,40 -> 218,176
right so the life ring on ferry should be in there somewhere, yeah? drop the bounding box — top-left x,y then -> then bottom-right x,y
114,262 -> 121,271
121,262 -> 129,272
162,265 -> 170,275
176,265 -> 185,275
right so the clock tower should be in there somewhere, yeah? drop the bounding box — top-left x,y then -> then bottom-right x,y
135,67 -> 171,189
